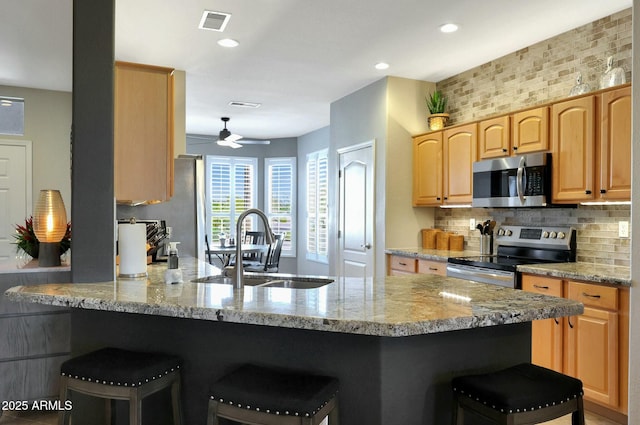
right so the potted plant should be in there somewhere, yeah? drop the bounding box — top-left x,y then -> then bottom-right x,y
426,90 -> 449,130
13,216 -> 71,259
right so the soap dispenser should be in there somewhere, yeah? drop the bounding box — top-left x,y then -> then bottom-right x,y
164,242 -> 183,284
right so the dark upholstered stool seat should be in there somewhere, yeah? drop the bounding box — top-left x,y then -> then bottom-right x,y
59,347 -> 183,425
207,364 -> 339,425
452,363 -> 584,425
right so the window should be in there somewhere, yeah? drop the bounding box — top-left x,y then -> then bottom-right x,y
265,157 -> 296,257
0,97 -> 25,135
205,156 -> 258,241
306,149 -> 328,263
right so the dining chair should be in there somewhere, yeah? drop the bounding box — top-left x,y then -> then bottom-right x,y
245,234 -> 284,273
242,231 -> 265,261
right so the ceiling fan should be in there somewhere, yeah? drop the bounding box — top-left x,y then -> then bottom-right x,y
188,117 -> 271,148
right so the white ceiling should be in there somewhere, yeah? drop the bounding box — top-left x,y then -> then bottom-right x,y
0,0 -> 632,140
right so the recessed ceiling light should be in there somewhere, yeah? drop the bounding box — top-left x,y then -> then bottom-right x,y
218,38 -> 239,48
375,62 -> 389,70
440,23 -> 459,33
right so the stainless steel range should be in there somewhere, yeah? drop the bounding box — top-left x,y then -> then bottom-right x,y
447,225 -> 576,288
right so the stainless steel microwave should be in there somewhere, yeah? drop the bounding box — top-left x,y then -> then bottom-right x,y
472,153 -> 551,207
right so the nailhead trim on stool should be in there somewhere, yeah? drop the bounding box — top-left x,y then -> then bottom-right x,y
452,363 -> 584,425
59,347 -> 183,425
208,364 -> 339,419
61,347 -> 182,385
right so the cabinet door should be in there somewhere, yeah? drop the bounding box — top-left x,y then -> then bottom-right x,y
115,61 -> 175,203
478,115 -> 510,159
387,255 -> 416,275
512,106 -> 549,154
413,133 -> 443,206
522,275 -> 563,372
443,123 -> 477,205
417,259 -> 446,276
551,96 -> 595,203
566,281 -> 619,408
599,86 -> 631,201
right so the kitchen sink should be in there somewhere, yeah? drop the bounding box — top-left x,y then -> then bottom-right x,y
259,278 -> 334,289
191,275 -> 334,289
191,275 -> 272,286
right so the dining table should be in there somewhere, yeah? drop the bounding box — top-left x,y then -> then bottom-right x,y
205,244 -> 268,267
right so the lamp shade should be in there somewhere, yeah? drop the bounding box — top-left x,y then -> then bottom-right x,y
33,190 -> 67,243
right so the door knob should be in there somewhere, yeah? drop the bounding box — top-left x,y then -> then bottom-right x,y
361,243 -> 372,249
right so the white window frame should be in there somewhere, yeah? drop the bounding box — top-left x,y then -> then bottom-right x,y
205,155 -> 258,242
305,149 -> 328,264
264,157 -> 296,258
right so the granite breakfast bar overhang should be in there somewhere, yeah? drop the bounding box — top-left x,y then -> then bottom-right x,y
5,257 -> 583,425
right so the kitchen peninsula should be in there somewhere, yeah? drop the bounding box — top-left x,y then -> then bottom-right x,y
5,257 -> 583,425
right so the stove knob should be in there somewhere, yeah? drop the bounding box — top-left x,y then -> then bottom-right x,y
549,231 -> 557,239
542,231 -> 550,238
497,228 -> 505,236
505,229 -> 513,237
557,231 -> 566,239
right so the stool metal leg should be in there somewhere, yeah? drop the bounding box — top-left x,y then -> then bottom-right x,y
58,376 -> 70,425
171,378 -> 183,425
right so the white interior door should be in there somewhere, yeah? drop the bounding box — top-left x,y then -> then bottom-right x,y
338,142 -> 374,279
0,141 -> 31,260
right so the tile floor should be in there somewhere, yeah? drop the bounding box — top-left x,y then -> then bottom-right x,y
0,409 -> 625,425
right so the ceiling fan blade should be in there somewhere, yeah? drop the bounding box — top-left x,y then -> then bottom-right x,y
225,133 -> 243,142
216,139 -> 243,149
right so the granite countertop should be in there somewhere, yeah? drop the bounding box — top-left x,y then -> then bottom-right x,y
4,257 -> 582,337
387,248 -> 631,287
385,247 -> 478,261
518,262 -> 631,287
0,256 -> 71,274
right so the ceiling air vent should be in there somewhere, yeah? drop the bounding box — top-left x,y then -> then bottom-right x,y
228,101 -> 261,108
199,10 -> 231,32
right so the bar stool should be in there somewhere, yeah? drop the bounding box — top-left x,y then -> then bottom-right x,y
207,364 -> 339,425
58,347 -> 183,425
452,362 -> 584,425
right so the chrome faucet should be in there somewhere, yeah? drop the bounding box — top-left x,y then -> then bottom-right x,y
224,208 -> 275,288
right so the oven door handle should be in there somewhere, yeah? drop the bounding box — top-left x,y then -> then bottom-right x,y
446,265 -> 515,287
516,156 -> 527,204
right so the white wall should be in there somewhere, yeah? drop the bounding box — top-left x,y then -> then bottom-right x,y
0,85 -> 72,211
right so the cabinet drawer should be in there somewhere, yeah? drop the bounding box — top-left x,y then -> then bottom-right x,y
568,281 -> 618,310
521,275 -> 563,297
389,256 -> 416,273
418,259 -> 446,276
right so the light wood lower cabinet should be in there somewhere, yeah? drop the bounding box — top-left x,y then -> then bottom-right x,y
386,254 -> 446,276
522,276 -> 563,372
521,274 -> 628,416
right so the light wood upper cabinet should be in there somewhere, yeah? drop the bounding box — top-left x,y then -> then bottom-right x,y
512,106 -> 549,154
478,115 -> 510,159
598,86 -> 631,201
413,132 -> 443,206
115,61 -> 175,204
443,123 -> 477,205
551,95 -> 596,203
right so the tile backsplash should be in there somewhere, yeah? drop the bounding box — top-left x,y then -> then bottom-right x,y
435,206 -> 631,267
430,8 -> 632,268
437,8 -> 632,125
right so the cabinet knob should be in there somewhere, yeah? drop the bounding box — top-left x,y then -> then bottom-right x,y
513,146 -> 518,151
600,189 -> 607,194
502,148 -> 508,152
585,190 -> 592,195
436,197 -> 441,201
